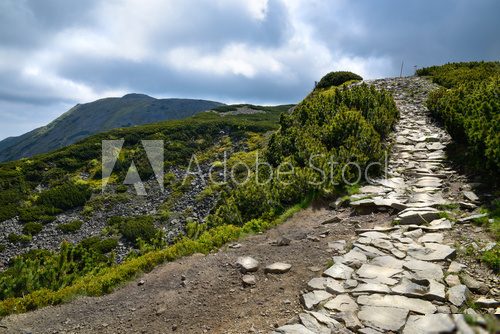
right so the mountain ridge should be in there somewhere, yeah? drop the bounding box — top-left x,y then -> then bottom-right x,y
0,94 -> 224,162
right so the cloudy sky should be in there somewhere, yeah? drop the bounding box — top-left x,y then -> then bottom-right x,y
0,0 -> 499,140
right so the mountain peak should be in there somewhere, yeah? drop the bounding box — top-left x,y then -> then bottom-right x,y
121,93 -> 154,99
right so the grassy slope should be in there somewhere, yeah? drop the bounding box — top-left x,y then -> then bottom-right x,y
0,96 -> 224,162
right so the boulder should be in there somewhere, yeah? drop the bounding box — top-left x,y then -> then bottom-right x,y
265,262 -> 292,274
236,256 -> 259,273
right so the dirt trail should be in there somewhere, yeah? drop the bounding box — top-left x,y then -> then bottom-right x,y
1,203 -> 390,334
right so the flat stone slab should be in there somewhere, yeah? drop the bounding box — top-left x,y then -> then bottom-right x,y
236,256 -> 259,273
417,233 -> 444,243
359,185 -> 390,194
331,311 -> 362,331
414,177 -> 442,188
353,243 -> 385,258
475,297 -> 500,308
307,311 -> 342,328
307,277 -> 331,291
403,314 -> 456,334
334,249 -> 368,268
324,294 -> 358,313
324,279 -> 347,294
447,284 -> 470,307
274,324 -> 315,334
398,208 -> 440,225
357,294 -> 437,314
265,262 -> 292,274
323,263 -> 354,280
407,243 -> 456,261
359,231 -> 391,239
447,261 -> 466,274
299,313 -> 330,334
358,306 -> 409,332
457,213 -> 488,223
391,278 -> 445,302
407,218 -> 452,231
301,290 -> 332,310
371,255 -> 404,269
403,259 -> 444,281
463,190 -> 479,202
352,283 -> 391,294
355,227 -> 399,234
357,264 -> 403,281
307,277 -> 346,294
328,240 -> 347,252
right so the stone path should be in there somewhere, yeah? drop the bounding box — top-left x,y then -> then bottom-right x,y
274,77 -> 498,334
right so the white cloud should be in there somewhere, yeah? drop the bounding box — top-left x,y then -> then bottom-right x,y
0,0 -> 498,140
165,43 -> 283,78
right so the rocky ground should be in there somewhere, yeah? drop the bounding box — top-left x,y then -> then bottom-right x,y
0,162 -> 218,267
0,77 -> 498,333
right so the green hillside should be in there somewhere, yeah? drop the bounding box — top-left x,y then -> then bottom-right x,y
0,95 -> 224,162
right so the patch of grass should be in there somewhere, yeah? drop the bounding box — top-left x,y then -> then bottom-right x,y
57,220 -> 83,233
481,244 -> 499,273
437,211 -> 455,221
436,203 -> 460,210
7,233 -> 32,244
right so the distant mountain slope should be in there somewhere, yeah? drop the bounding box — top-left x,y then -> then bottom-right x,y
0,94 -> 224,162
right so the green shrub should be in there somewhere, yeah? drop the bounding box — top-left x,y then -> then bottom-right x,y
37,183 -> 92,210
7,234 -> 32,244
57,220 -> 83,233
418,61 -> 500,174
0,242 -> 112,300
416,61 -> 499,88
0,244 -> 5,253
97,238 -> 119,254
22,222 -> 43,236
115,184 -> 128,193
185,220 -> 207,239
118,216 -> 158,246
0,204 -> 18,222
18,206 -> 61,224
80,237 -> 118,254
316,71 -> 362,89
